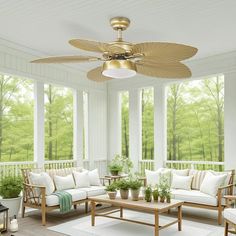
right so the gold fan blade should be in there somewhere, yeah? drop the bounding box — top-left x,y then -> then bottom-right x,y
133,42 -> 197,61
87,67 -> 112,82
69,39 -> 125,54
136,61 -> 191,78
31,55 -> 100,63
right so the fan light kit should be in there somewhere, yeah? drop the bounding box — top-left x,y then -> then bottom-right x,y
32,17 -> 198,82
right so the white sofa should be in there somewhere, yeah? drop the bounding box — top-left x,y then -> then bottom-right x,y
22,167 -> 106,225
145,168 -> 235,224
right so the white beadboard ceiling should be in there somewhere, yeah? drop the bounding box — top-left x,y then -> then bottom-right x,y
0,0 -> 236,73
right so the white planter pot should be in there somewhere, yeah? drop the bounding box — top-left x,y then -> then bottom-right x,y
1,196 -> 22,218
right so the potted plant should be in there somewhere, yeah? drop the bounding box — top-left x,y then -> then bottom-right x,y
129,179 -> 142,201
144,186 -> 152,202
116,179 -> 130,199
0,176 -> 22,217
159,176 -> 170,203
166,190 -> 171,203
152,186 -> 159,202
108,163 -> 123,176
108,154 -> 133,176
105,183 -> 117,200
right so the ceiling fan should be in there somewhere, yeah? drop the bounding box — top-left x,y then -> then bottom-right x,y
31,17 -> 198,82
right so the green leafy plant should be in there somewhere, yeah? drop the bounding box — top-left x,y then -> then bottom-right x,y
105,183 -> 117,192
129,179 -> 142,190
152,185 -> 159,201
116,179 -> 130,190
0,176 -> 23,199
108,154 -> 133,175
144,185 -> 152,202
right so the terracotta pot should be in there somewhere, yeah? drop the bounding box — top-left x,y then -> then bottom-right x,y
107,191 -> 117,200
110,170 -> 119,176
160,196 -> 165,203
120,189 -> 129,199
131,189 -> 140,201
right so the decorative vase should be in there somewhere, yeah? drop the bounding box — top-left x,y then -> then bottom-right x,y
9,219 -> 19,232
131,189 -> 140,201
120,189 -> 129,199
107,191 -> 117,200
1,196 -> 22,218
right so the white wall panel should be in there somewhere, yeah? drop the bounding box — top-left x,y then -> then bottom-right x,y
88,90 -> 107,168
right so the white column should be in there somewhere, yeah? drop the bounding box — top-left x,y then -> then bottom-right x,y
34,81 -> 44,168
154,84 -> 167,169
73,89 -> 83,167
108,91 -> 121,161
129,89 -> 141,172
224,72 -> 236,171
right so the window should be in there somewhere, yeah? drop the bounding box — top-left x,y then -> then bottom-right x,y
44,84 -> 73,160
120,91 -> 129,157
0,74 -> 34,162
141,87 -> 154,160
83,91 -> 88,160
167,75 -> 224,163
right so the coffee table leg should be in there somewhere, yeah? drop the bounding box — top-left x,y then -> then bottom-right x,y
120,207 -> 123,218
178,205 -> 182,231
154,210 -> 159,236
91,201 -> 96,226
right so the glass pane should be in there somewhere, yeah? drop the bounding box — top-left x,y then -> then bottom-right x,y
44,84 -> 73,160
167,76 -> 224,164
141,88 -> 154,160
121,91 -> 129,158
0,74 -> 34,162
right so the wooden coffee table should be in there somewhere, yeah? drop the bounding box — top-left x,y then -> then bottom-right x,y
88,195 -> 184,236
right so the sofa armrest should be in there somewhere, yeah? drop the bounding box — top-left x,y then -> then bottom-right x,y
217,184 -> 234,207
23,183 -> 46,206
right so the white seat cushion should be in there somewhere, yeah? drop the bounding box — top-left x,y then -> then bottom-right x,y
79,186 -> 106,197
171,189 -> 218,206
224,208 -> 236,223
46,189 -> 86,207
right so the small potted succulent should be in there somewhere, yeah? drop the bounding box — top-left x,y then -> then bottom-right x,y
129,179 -> 142,201
0,176 -> 23,218
105,183 -> 117,200
152,186 -> 159,202
116,179 -> 130,199
144,186 -> 152,202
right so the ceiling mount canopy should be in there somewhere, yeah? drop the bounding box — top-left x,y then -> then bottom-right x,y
31,16 -> 198,82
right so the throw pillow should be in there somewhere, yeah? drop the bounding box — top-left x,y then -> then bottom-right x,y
88,169 -> 101,186
29,172 -> 55,195
73,171 -> 90,188
145,168 -> 171,187
200,172 -> 227,197
54,174 -> 75,191
171,173 -> 193,190
172,169 -> 189,176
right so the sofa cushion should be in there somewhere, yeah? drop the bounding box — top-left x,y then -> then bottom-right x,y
73,170 -> 90,188
224,208 -> 236,223
46,189 -> 87,207
200,172 -> 227,196
145,168 -> 171,187
209,170 -> 232,186
79,186 -> 106,197
172,169 -> 189,176
171,189 -> 218,206
171,174 -> 193,190
54,174 -> 75,191
88,169 -> 101,186
29,172 -> 55,196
